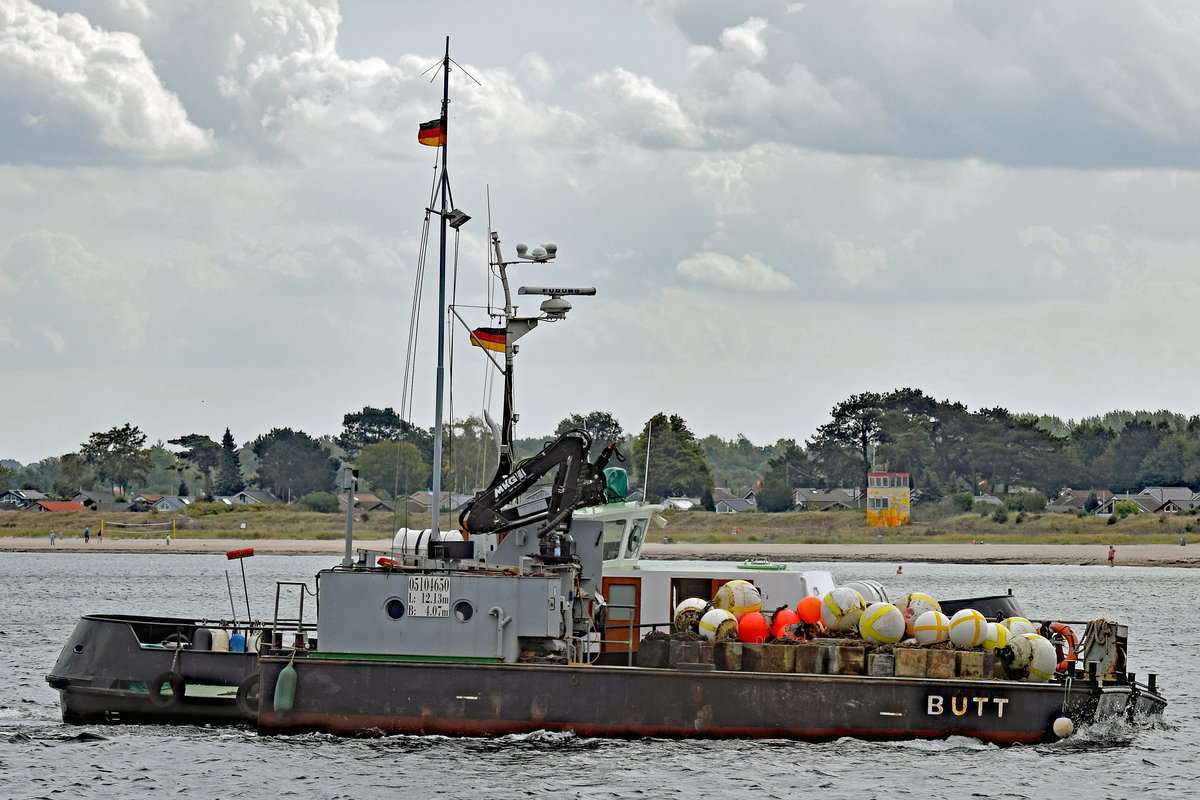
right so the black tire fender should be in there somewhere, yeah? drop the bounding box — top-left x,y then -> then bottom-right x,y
148,671 -> 185,707
235,672 -> 261,718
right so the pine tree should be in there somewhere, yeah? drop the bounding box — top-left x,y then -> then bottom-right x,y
213,428 -> 245,496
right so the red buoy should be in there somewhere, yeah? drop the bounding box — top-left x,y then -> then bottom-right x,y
739,611 -> 770,644
798,595 -> 823,624
771,608 -> 801,639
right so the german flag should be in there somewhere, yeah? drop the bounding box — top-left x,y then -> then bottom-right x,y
470,327 -> 506,353
418,118 -> 445,147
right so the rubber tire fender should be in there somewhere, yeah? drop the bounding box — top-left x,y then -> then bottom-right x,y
235,673 -> 261,718
148,671 -> 185,708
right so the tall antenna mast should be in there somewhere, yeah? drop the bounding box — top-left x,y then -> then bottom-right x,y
430,36 -> 451,544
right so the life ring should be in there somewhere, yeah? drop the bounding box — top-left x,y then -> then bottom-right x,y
148,671 -> 185,708
235,673 -> 261,718
1049,622 -> 1079,673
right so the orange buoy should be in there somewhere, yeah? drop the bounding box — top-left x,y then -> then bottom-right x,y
225,548 -> 255,560
797,595 -> 823,624
771,608 -> 801,639
738,611 -> 770,644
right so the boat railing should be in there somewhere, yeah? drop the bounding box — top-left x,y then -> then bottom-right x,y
271,580 -> 316,650
595,608 -> 672,667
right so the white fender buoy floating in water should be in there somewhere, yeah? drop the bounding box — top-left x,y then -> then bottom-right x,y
1053,716 -> 1075,738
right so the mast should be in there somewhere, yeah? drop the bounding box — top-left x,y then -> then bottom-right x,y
430,37 -> 451,543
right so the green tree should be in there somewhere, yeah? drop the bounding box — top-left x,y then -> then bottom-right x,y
251,428 -> 338,500
0,464 -> 15,492
444,415 -> 498,494
356,441 -> 430,500
14,457 -> 61,493
554,410 -> 624,462
299,491 -> 339,513
807,392 -> 885,492
169,433 -> 220,498
1093,420 -> 1166,493
337,406 -> 432,463
80,423 -> 153,494
51,454 -> 94,497
701,434 -> 779,495
213,428 -> 245,496
143,444 -> 186,494
633,413 -> 713,500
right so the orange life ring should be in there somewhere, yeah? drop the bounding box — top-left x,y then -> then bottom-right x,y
1050,622 -> 1079,673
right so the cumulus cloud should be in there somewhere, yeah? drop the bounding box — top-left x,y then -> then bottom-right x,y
664,1 -> 1200,166
520,52 -> 555,91
0,0 -> 214,157
586,67 -> 705,148
720,17 -> 769,65
676,251 -> 793,291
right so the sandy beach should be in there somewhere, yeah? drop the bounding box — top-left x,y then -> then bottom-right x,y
3,535 -> 1198,567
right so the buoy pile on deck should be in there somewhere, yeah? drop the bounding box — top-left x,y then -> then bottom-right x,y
667,583 -> 1076,687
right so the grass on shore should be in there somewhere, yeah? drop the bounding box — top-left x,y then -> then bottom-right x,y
1,504 -> 1195,546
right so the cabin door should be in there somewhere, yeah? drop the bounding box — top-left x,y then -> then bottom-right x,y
601,577 -> 641,652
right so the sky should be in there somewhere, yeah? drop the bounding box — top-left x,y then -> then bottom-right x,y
5,0 -> 1200,466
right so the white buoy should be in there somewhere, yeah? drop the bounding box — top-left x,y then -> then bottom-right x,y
949,608 -> 988,647
1053,716 -> 1075,738
843,580 -> 889,605
820,587 -> 866,631
673,598 -> 709,633
860,602 -> 906,643
900,593 -> 941,636
698,608 -> 739,642
982,622 -> 1008,652
1022,633 -> 1058,682
1004,616 -> 1037,636
713,580 -> 762,621
912,610 -> 951,643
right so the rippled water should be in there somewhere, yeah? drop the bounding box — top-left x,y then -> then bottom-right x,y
0,554 -> 1191,799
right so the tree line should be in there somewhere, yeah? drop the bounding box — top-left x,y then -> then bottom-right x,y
5,389 -> 1200,511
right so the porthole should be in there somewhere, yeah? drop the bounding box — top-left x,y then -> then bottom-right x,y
73,643 -> 84,654
453,600 -> 475,622
385,598 -> 406,620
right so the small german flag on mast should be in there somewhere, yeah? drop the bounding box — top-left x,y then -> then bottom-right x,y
418,118 -> 445,147
470,327 -> 506,352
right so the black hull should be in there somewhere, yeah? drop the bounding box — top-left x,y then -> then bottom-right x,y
46,614 -> 258,726
256,653 -> 1165,745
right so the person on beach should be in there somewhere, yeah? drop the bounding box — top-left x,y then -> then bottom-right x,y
84,527 -> 89,543
1108,544 -> 1115,567
50,531 -> 55,546
97,529 -> 102,543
